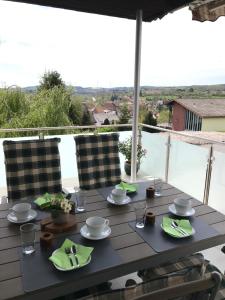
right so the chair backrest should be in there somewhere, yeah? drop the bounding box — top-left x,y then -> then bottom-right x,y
3,138 -> 62,201
134,271 -> 222,300
74,133 -> 121,190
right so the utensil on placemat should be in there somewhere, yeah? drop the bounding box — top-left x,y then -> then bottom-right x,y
171,221 -> 188,236
161,216 -> 195,238
71,245 -> 80,267
65,247 -> 74,267
49,239 -> 94,271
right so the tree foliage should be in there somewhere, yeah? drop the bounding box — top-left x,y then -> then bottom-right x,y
82,109 -> 94,126
143,111 -> 158,133
39,70 -> 65,91
69,97 -> 83,125
103,118 -> 110,125
0,88 -> 28,126
0,84 -> 100,137
119,103 -> 130,124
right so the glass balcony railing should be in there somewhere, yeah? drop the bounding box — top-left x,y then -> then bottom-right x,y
0,125 -> 225,215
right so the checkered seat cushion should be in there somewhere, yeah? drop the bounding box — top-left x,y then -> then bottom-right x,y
3,138 -> 62,201
74,134 -> 121,190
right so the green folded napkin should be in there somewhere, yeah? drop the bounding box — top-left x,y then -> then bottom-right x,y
49,238 -> 94,270
117,182 -> 138,193
34,193 -> 52,208
162,217 -> 193,238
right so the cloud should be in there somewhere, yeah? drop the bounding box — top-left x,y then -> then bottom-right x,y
0,1 -> 225,87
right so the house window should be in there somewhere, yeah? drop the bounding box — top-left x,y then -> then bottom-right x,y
185,110 -> 202,131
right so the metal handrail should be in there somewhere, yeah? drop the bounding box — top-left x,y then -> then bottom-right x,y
0,123 -> 224,146
0,124 -> 132,133
0,122 -> 224,204
140,123 -> 225,145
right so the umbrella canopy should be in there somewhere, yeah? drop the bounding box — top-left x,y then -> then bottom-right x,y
5,0 -> 193,22
190,0 -> 225,21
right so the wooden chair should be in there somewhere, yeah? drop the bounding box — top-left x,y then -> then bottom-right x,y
135,272 -> 222,300
74,133 -> 121,190
3,138 -> 62,201
77,271 -> 222,300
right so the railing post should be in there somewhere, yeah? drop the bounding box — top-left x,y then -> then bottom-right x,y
39,132 -> 44,140
131,9 -> 142,183
203,145 -> 214,205
165,134 -> 171,183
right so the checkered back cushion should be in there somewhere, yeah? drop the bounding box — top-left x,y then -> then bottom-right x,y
3,138 -> 62,201
74,133 -> 121,190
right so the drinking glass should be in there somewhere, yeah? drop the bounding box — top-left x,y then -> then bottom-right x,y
20,223 -> 36,255
134,202 -> 147,228
74,187 -> 86,212
154,178 -> 163,197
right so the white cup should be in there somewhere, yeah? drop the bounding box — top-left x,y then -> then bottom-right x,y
10,203 -> 31,220
111,188 -> 126,203
86,216 -> 109,237
174,198 -> 192,215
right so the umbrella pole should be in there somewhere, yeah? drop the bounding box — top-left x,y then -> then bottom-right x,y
131,9 -> 142,182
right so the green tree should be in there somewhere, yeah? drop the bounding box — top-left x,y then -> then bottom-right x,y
82,109 -> 94,125
39,70 -> 65,91
103,118 -> 110,125
0,88 -> 29,127
69,97 -> 83,125
143,111 -> 157,133
21,87 -> 72,134
119,103 -> 130,124
158,109 -> 170,124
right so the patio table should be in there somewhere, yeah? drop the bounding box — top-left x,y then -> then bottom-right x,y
1,180 -> 225,300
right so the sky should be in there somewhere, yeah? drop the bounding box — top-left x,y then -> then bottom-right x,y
0,1 -> 225,88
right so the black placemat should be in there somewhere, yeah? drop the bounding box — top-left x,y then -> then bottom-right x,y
129,215 -> 219,253
98,181 -> 152,203
20,233 -> 121,293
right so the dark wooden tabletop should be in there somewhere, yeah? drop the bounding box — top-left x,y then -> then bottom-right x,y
1,181 -> 225,300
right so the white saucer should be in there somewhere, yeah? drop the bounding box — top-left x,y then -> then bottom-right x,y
107,194 -> 131,206
80,224 -> 111,240
7,209 -> 37,224
169,204 -> 195,217
52,249 -> 91,271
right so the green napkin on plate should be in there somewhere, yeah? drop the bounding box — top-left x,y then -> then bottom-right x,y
34,193 -> 52,209
162,216 -> 193,238
49,238 -> 94,270
116,182 -> 138,193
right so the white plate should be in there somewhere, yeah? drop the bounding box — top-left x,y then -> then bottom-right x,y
169,204 -> 195,217
160,224 -> 195,238
107,194 -> 131,206
7,209 -> 37,224
80,224 -> 111,240
52,249 -> 91,271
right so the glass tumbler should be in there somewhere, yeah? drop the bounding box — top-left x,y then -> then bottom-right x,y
154,178 -> 163,197
134,202 -> 147,228
20,223 -> 36,255
74,187 -> 86,212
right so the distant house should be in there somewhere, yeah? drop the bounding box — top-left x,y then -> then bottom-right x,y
90,102 -> 119,125
170,99 -> 225,131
